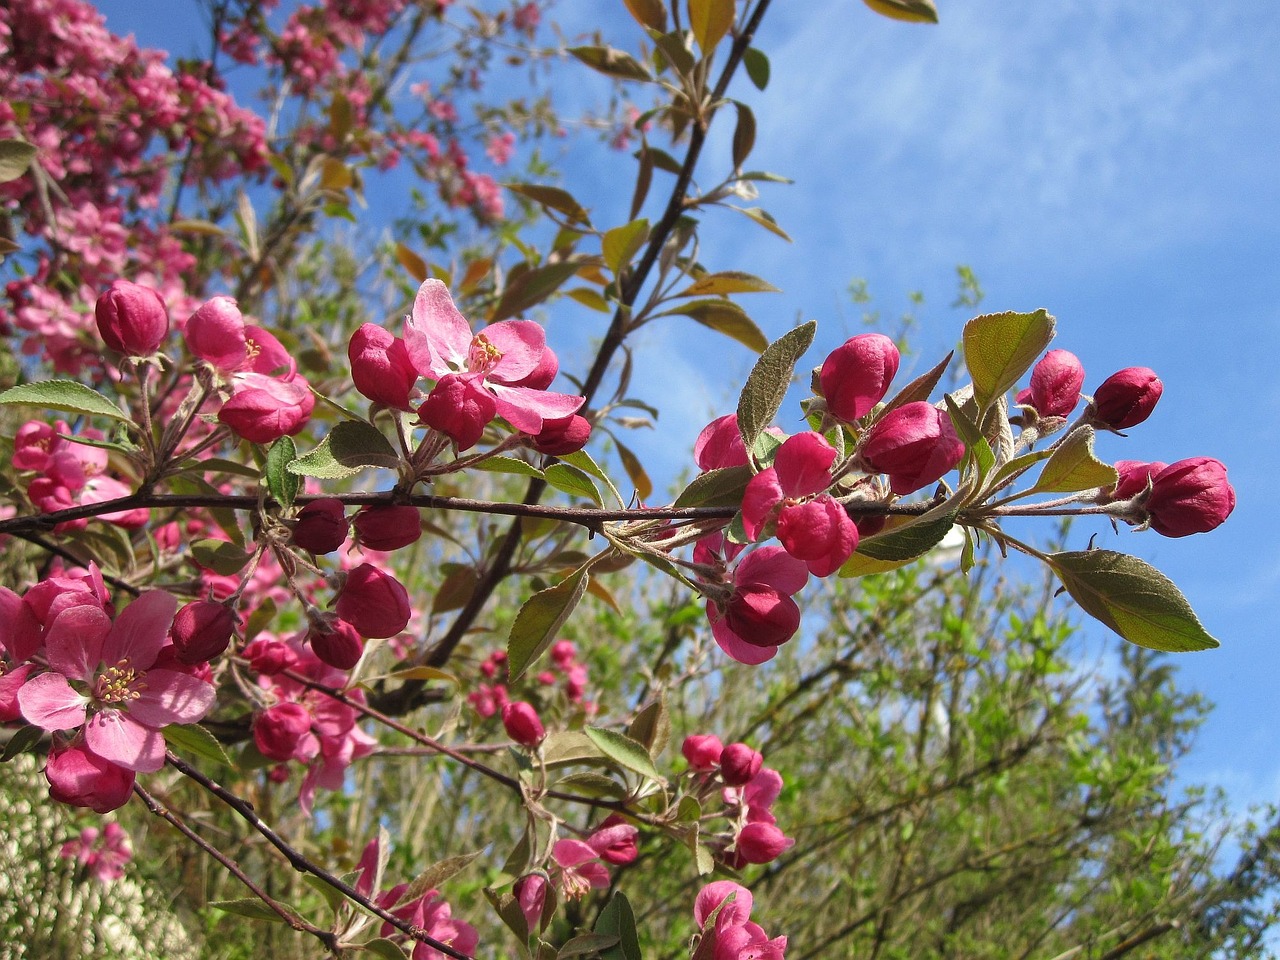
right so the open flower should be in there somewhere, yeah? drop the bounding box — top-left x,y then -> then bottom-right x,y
18,591 -> 216,772
403,279 -> 584,436
698,535 -> 808,665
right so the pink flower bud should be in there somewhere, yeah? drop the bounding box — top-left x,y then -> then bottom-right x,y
588,815 -> 639,864
45,741 -> 135,813
184,296 -> 247,370
682,734 -> 725,771
530,414 -> 591,456
218,374 -> 315,444
735,822 -> 794,864
348,324 -> 418,410
860,401 -> 965,495
1146,457 -> 1236,537
694,415 -> 749,471
335,564 -> 411,639
501,700 -> 545,746
353,504 -> 421,552
514,874 -> 548,934
242,638 -> 298,675
1108,460 -> 1167,501
820,333 -> 900,422
725,584 -> 802,649
418,373 -> 496,450
720,742 -> 763,786
170,600 -> 236,664
1029,349 -> 1085,419
254,702 -> 314,761
308,618 -> 364,670
292,498 -> 348,554
95,280 -> 169,356
1090,367 -> 1162,430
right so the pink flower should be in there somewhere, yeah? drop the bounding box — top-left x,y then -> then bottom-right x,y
348,323 -> 418,411
742,432 -> 858,576
335,564 -> 411,639
682,733 -> 725,771
353,504 -> 422,552
60,822 -> 132,882
169,600 -> 236,664
587,815 -> 639,865
720,742 -> 763,786
1145,457 -> 1236,537
45,739 -> 135,813
18,591 -> 216,772
307,619 -> 365,670
254,702 -> 318,762
1089,367 -> 1162,430
95,280 -> 169,356
184,296 -> 248,370
418,372 -> 497,450
218,372 -> 315,443
694,881 -> 788,960
1028,349 -> 1085,419
403,279 -> 584,437
820,333 -> 899,422
734,822 -> 794,864
485,131 -> 516,165
550,838 -> 611,899
695,414 -> 749,471
860,401 -> 965,495
530,413 -> 592,456
514,873 -> 548,934
291,498 -> 349,554
1105,460 -> 1167,502
699,536 -> 808,665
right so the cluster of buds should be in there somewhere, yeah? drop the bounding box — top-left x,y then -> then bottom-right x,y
470,640 -> 595,721
682,735 -> 795,868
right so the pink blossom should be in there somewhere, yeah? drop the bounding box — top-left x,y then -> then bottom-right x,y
698,536 -> 808,665
95,279 -> 168,356
734,822 -> 794,864
348,323 -> 418,410
1089,367 -> 1163,430
682,733 -> 725,771
18,591 -> 216,772
335,563 -> 411,639
514,873 -> 548,934
291,498 -> 349,554
860,401 -> 965,495
551,838 -> 611,899
502,700 -> 545,746
485,131 -> 516,165
587,815 -> 639,865
60,822 -> 132,882
45,739 -> 135,813
694,881 -> 787,960
820,333 -> 900,422
720,742 -> 763,786
217,372 -> 315,444
1028,349 -> 1085,419
1145,457 -> 1236,537
404,279 -> 584,437
695,414 -> 749,471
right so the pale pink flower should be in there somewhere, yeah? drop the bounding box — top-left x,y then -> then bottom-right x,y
60,822 -> 132,882
550,838 -> 611,899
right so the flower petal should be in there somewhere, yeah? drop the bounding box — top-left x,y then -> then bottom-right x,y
85,709 -> 166,772
774,431 -> 836,497
488,384 -> 585,434
405,279 -> 471,378
130,670 -> 216,726
45,604 -> 113,680
17,671 -> 88,730
734,546 -> 808,595
741,468 -> 783,541
710,606 -> 778,665
484,320 -> 547,383
102,591 -> 178,670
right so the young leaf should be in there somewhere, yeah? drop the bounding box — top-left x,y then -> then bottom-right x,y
288,421 -> 399,479
839,509 -> 958,577
677,271 -> 780,297
0,380 -> 132,424
0,139 -> 37,183
584,727 -> 665,782
265,436 -> 299,508
508,567 -> 590,681
673,465 -> 753,508
623,0 -> 667,31
742,47 -> 770,90
595,891 -> 642,960
962,309 -> 1056,411
559,449 -> 625,507
732,101 -> 756,168
504,183 -> 591,225
395,242 -> 429,283
163,723 -> 233,768
392,852 -> 482,909
568,45 -> 654,83
944,394 -> 994,486
688,0 -> 735,56
1,725 -> 44,762
602,218 -> 650,277
491,260 -> 583,322
627,699 -> 671,759
659,299 -> 768,353
1032,426 -> 1119,493
472,455 -> 545,479
210,899 -> 301,924
544,462 -> 604,506
737,320 -> 817,453
359,940 -> 410,960
880,350 -> 954,416
862,0 -> 940,23
191,539 -> 253,577
559,934 -> 622,958
726,205 -> 792,242
615,440 -> 653,501
1048,550 -> 1220,652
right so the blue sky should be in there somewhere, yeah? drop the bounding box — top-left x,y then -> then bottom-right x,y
96,1 -> 1279,810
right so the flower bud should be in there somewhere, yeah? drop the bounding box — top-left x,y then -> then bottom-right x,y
735,822 -> 795,864
1146,457 -> 1236,537
242,638 -> 298,675
1090,367 -> 1162,430
335,563 -> 411,639
530,414 -> 591,456
860,401 -> 965,495
720,742 -> 763,786
588,815 -> 639,865
253,702 -> 314,761
308,618 -> 364,670
501,700 -> 545,746
184,296 -> 247,370
820,333 -> 900,422
353,504 -> 422,552
292,498 -> 348,554
95,280 -> 169,356
1106,460 -> 1167,501
694,415 -> 749,471
682,734 -> 725,771
418,374 -> 496,450
725,584 -> 802,649
1028,349 -> 1084,419
170,600 -> 236,664
218,374 -> 315,444
348,324 -> 418,410
45,741 -> 135,813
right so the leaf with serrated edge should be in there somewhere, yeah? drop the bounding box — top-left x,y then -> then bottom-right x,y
544,463 -> 604,506
392,852 -> 481,908
673,465 -> 752,508
541,730 -> 605,767
840,509 -> 957,575
559,450 -> 625,507
737,321 -> 817,453
289,421 -> 399,478
0,380 -> 131,423
626,699 -> 670,759
163,723 -> 232,767
584,727 -> 665,782
1032,426 -> 1119,493
508,567 -> 590,681
594,891 -> 642,960
211,899 -> 299,924
472,455 -> 544,479
962,310 -> 1055,411
265,437 -> 299,507
1049,550 -> 1219,652
360,939 -> 410,960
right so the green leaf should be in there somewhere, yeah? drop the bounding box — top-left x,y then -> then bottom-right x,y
602,218 -> 650,276
472,455 -> 545,479
210,899 -> 300,924
731,101 -> 756,168
862,0 -> 939,23
288,421 -> 399,479
393,853 -> 482,909
649,32 -> 696,78
541,730 -> 606,768
962,310 -> 1056,411
623,0 -> 667,30
568,45 -> 654,83
678,271 -> 780,298
1047,550 -> 1220,652
615,440 -> 652,501
583,727 -> 665,782
544,463 -> 604,506
163,723 -> 233,768
626,699 -> 670,759
553,771 -> 628,799
492,261 -> 583,322
1032,426 -> 1119,493
687,0 -> 735,56
359,939 -> 409,960
673,465 -> 752,508
840,509 -> 958,576
594,891 -> 642,960
881,351 -> 953,416
742,47 -> 770,90
190,539 -> 253,577
559,934 -> 622,958
508,567 -> 590,681
1,725 -> 44,762
0,380 -> 131,424
0,139 -> 37,183
659,299 -> 768,353
505,183 -> 591,226
737,321 -> 817,453
944,394 -> 994,485
559,450 -> 625,507
726,205 -> 792,242
265,437 -> 299,508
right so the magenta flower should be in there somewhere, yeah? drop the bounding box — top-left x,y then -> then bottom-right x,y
18,591 -> 216,772
1028,349 -> 1085,419
45,739 -> 136,813
695,414 -> 750,471
694,881 -> 788,960
1089,367 -> 1163,430
698,536 -> 808,665
403,279 -> 584,435
550,838 -> 611,899
61,823 -> 132,883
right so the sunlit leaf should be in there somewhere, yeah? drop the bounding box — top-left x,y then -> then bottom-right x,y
737,321 -> 816,453
0,380 -> 132,424
508,567 -> 590,681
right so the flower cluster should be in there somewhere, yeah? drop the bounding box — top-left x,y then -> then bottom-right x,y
514,815 -> 640,934
693,881 -> 787,960
60,822 -> 132,883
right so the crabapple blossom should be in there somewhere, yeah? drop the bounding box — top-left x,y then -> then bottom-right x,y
698,535 -> 808,665
587,815 -> 639,865
291,498 -> 349,554
683,733 -> 725,771
1089,367 -> 1163,430
550,838 -> 611,899
1145,457 -> 1236,537
1106,460 -> 1167,501
95,280 -> 168,356
820,332 -> 900,422
515,873 -> 549,934
860,401 -> 965,495
720,743 -> 764,787
254,702 -> 316,762
501,700 -> 545,746
353,504 -> 422,552
307,619 -> 365,670
184,296 -> 250,370
418,372 -> 497,450
695,414 -> 750,471
169,600 -> 236,664
348,323 -> 418,410
61,822 -> 132,882
694,881 -> 787,960
334,563 -> 411,639
735,822 -> 795,864
217,372 -> 316,444
1028,349 -> 1085,419
45,739 -> 136,814
530,413 -> 592,455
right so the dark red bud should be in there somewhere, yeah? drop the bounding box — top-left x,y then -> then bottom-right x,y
1090,367 -> 1162,430
308,618 -> 364,670
720,742 -> 764,786
95,280 -> 169,356
292,498 -> 348,554
170,600 -> 236,664
353,504 -> 422,552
